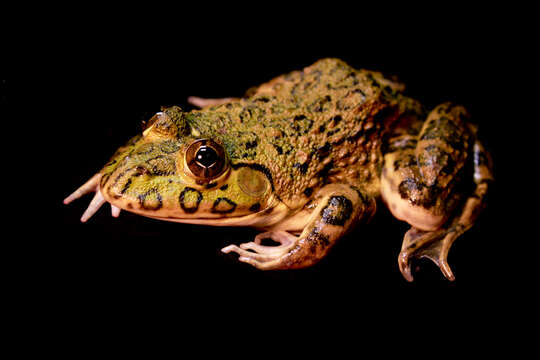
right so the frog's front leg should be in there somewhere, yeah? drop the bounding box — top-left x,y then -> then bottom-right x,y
222,184 -> 376,270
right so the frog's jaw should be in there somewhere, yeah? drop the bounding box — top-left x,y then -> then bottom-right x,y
100,184 -> 287,228
99,158 -> 281,225
141,200 -> 293,228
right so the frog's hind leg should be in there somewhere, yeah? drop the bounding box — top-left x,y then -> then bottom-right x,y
381,103 -> 493,281
398,167 -> 491,281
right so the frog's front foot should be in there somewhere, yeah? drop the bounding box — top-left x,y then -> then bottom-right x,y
221,231 -> 299,270
64,173 -> 122,222
222,184 -> 375,270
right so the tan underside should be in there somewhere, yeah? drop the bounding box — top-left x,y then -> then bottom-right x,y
380,171 -> 445,231
142,201 -> 309,232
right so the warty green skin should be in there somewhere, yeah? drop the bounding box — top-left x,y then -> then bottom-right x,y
66,58 -> 492,280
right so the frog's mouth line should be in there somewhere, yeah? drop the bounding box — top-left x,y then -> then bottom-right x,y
119,195 -> 291,228
144,212 -> 271,227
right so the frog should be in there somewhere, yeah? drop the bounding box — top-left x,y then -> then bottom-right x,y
64,58 -> 493,281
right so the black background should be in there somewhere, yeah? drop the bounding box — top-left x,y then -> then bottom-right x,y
8,8 -> 532,348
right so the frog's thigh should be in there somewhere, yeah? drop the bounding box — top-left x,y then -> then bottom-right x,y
381,151 -> 448,231
381,103 -> 471,230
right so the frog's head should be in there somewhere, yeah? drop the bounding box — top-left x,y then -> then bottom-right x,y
100,106 -> 279,226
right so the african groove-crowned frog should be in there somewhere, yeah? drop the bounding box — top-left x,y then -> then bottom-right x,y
64,58 -> 493,281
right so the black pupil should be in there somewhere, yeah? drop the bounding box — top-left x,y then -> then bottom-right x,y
195,146 -> 218,168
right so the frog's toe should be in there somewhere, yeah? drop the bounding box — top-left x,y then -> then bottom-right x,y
239,241 -> 288,255
221,244 -> 278,264
63,173 -> 101,205
64,173 -> 111,222
398,226 -> 457,282
221,231 -> 299,270
111,204 -> 121,218
78,190 -> 105,222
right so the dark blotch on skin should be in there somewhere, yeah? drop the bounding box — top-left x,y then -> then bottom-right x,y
320,195 -> 353,226
119,179 -> 132,196
346,128 -> 364,143
420,116 -> 463,149
245,140 -> 258,149
398,178 -> 440,208
327,128 -> 339,136
303,187 -> 313,197
211,197 -> 237,214
253,96 -> 270,103
293,162 -> 309,174
393,153 -> 416,171
179,187 -> 203,213
138,188 -> 163,211
220,184 -> 229,191
331,115 -> 342,126
398,178 -> 424,199
309,95 -> 332,112
249,203 -> 261,212
331,137 -> 345,146
307,228 -> 331,254
371,107 -> 396,127
318,161 -> 334,179
316,142 -> 330,158
205,182 -> 217,189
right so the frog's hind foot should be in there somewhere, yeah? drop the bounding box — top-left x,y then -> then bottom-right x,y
399,225 -> 460,282
399,172 -> 491,282
382,103 -> 493,281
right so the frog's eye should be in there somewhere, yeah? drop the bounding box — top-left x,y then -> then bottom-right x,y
185,139 -> 227,179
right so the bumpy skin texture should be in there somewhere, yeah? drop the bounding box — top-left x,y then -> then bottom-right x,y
66,58 -> 493,281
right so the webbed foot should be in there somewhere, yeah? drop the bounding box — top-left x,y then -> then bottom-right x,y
398,225 -> 462,282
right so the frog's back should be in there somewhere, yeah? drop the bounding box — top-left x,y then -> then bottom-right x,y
189,58 -> 405,206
